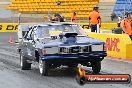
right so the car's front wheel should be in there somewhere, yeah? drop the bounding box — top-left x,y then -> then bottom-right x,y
20,53 -> 31,70
91,61 -> 101,74
39,59 -> 49,76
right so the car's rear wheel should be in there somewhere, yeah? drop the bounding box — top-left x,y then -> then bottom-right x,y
20,53 -> 31,70
39,59 -> 49,76
91,61 -> 101,74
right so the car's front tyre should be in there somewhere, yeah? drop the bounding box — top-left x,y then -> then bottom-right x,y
39,59 -> 49,76
20,52 -> 31,70
91,61 -> 101,74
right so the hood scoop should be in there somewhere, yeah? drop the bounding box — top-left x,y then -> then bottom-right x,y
59,32 -> 78,44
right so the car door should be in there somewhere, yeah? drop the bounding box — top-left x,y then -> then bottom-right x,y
29,28 -> 36,60
25,27 -> 36,61
20,28 -> 32,59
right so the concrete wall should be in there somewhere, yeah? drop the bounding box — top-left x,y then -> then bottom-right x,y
87,33 -> 132,60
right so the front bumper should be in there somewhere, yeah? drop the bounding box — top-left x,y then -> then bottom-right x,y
41,51 -> 107,62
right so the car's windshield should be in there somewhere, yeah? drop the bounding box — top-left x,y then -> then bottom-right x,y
35,24 -> 85,38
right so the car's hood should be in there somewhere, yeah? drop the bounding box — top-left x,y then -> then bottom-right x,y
77,36 -> 105,45
35,36 -> 104,49
35,42 -> 63,48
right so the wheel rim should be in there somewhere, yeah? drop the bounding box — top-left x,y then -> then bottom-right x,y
39,59 -> 44,74
20,55 -> 23,67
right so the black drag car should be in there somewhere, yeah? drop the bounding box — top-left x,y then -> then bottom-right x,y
17,22 -> 107,76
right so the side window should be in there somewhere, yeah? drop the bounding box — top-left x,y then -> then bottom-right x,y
34,26 -> 49,38
34,28 -> 44,38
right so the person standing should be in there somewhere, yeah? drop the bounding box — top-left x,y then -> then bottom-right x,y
117,16 -> 122,27
121,12 -> 132,40
111,12 -> 116,21
71,12 -> 77,23
88,6 -> 102,33
47,13 -> 52,22
130,12 -> 132,27
52,13 -> 64,22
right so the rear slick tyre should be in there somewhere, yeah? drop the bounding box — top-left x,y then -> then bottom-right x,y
20,53 -> 31,70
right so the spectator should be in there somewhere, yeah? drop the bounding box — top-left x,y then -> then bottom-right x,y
71,12 -> 77,23
88,6 -> 102,33
56,1 -> 61,6
59,16 -> 65,22
52,13 -> 64,22
111,12 -> 116,21
130,12 -> 132,19
121,12 -> 132,40
54,13 -> 60,21
130,12 -> 132,27
117,16 -> 122,27
47,13 -> 52,22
